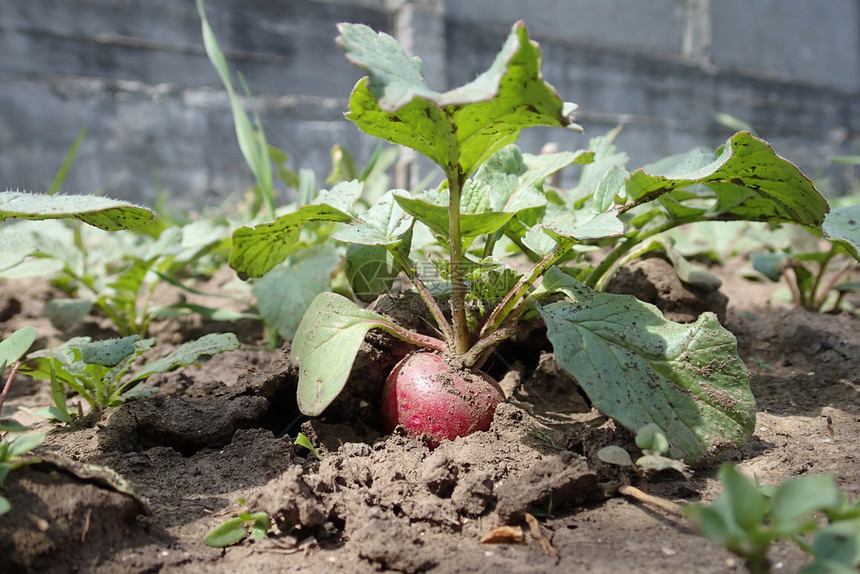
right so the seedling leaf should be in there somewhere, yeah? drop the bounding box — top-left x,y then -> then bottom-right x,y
294,432 -> 322,460
635,424 -> 670,454
808,518 -> 860,569
338,22 -> 580,177
770,474 -> 843,534
8,433 -> 44,457
538,268 -> 755,462
203,511 -> 270,548
0,191 -> 153,230
131,333 -> 240,383
597,445 -> 634,467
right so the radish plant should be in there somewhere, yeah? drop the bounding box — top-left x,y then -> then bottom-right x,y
228,22 -> 829,461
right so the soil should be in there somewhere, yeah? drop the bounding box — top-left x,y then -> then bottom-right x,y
1,255 -> 858,574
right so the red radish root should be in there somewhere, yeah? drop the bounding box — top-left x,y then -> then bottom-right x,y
381,352 -> 505,448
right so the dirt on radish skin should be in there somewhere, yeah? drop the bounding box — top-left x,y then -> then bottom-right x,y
381,352 -> 506,448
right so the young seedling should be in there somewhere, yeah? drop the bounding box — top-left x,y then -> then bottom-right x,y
21,333 -> 239,420
0,328 -> 43,516
749,202 -> 860,313
204,498 -> 271,548
0,423 -> 44,517
597,424 -> 691,483
685,464 -> 860,574
227,22 -> 828,461
294,432 -> 322,460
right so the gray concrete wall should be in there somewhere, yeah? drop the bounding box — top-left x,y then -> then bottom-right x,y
1,0 -> 858,209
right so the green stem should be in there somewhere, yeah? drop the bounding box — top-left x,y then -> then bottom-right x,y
585,216 -> 703,289
376,319 -> 448,354
388,247 -> 455,350
447,168 -> 470,354
479,237 -> 576,340
462,324 -> 520,369
816,256 -> 855,310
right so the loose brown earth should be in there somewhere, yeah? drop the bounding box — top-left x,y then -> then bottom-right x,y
1,256 -> 858,573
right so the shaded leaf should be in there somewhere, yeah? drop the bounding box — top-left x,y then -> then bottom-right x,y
252,246 -> 339,339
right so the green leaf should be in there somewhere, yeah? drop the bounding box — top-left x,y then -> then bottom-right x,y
718,464 -> 767,532
635,454 -> 690,477
47,361 -> 73,423
338,22 -> 580,177
75,336 -> 142,367
635,424 -> 670,454
0,232 -> 38,272
0,496 -> 10,516
0,327 -> 37,367
537,268 -> 755,462
294,432 -> 322,460
394,193 -> 514,239
229,202 -> 354,279
684,464 -> 770,563
0,191 -> 153,231
292,292 -> 409,416
204,517 -> 252,548
48,127 -> 87,196
33,406 -> 74,424
248,512 -> 270,541
626,132 -> 828,227
750,251 -> 785,282
809,518 -> 860,568
46,298 -> 94,331
131,333 -> 239,383
463,146 -> 585,214
8,433 -> 44,457
252,246 -> 340,339
344,243 -> 399,303
543,210 -> 624,241
597,445 -> 634,467
594,165 -> 629,212
197,0 -> 274,216
823,204 -> 860,261
331,190 -> 413,246
770,474 -> 843,534
0,420 -> 27,433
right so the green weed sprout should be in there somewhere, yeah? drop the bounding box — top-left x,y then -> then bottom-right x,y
21,333 -> 239,420
204,499 -> 271,548
598,424 -> 691,480
685,464 -> 860,574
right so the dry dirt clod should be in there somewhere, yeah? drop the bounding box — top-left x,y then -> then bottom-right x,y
495,451 -> 597,524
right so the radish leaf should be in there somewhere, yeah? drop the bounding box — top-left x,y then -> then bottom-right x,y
537,268 -> 755,462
